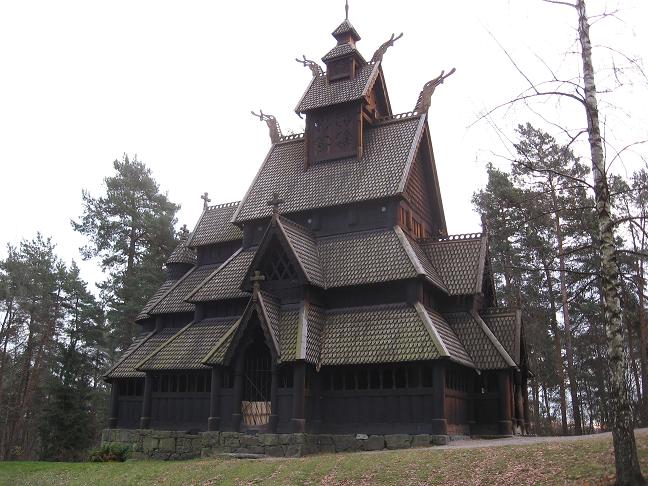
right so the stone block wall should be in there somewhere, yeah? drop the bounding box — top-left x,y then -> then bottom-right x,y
101,429 -> 451,460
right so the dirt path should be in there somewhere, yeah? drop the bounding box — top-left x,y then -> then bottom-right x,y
436,427 -> 648,450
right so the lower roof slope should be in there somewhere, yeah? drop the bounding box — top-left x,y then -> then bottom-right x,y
137,317 -> 239,372
105,327 -> 180,379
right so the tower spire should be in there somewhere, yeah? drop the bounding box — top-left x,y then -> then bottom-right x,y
345,0 -> 349,20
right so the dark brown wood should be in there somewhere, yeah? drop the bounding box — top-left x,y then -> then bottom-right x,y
208,367 -> 221,431
108,382 -> 119,429
140,373 -> 153,429
498,370 -> 513,435
230,354 -> 245,431
432,361 -> 448,434
306,104 -> 361,164
292,361 -> 306,432
269,362 -> 279,432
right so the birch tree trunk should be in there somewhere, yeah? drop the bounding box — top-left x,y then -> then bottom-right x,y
576,0 -> 644,482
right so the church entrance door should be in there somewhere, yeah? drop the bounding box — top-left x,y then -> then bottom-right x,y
241,338 -> 272,428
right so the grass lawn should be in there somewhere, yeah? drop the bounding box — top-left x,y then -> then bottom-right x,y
2,431 -> 648,486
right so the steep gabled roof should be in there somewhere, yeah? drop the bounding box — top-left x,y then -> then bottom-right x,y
332,19 -> 361,41
295,61 -> 380,113
233,114 -> 426,223
104,327 -> 181,379
187,248 -> 254,303
444,311 -> 516,370
148,263 -> 221,315
187,202 -> 242,248
136,317 -> 238,371
202,291 -> 281,366
481,308 -> 522,365
420,233 -> 488,295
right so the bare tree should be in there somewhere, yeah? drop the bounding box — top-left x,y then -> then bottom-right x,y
480,0 -> 646,482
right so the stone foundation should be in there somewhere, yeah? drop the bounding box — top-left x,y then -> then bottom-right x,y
101,429 -> 452,459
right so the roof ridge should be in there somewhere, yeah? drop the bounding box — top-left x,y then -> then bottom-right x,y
277,133 -> 305,143
206,201 -> 240,210
375,111 -> 422,125
325,302 -> 409,315
422,232 -> 483,243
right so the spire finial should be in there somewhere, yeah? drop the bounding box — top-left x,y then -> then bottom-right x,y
345,0 -> 349,20
201,192 -> 211,209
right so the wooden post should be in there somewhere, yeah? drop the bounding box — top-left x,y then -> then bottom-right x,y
231,355 -> 245,431
292,361 -> 306,433
431,361 -> 447,435
139,373 -> 153,429
268,362 -> 279,432
208,366 -> 221,431
108,381 -> 119,429
498,370 -> 513,435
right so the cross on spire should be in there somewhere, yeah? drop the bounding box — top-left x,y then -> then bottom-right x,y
266,192 -> 285,214
201,192 -> 211,209
180,224 -> 189,238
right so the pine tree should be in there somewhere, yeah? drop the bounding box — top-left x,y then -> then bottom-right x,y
72,154 -> 179,355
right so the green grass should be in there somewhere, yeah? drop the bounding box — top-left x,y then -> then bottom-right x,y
2,431 -> 648,486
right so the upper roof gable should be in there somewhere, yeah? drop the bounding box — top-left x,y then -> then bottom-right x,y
187,201 -> 242,248
233,114 -> 426,223
295,61 -> 380,114
242,216 -> 325,289
420,233 -> 488,295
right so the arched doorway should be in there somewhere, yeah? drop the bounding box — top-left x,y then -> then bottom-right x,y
241,329 -> 272,428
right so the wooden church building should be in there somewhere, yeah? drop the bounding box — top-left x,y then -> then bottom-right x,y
105,10 -> 530,440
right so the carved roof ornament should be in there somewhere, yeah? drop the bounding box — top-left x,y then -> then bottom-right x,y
370,32 -> 403,64
267,192 -> 285,215
200,192 -> 211,209
251,110 -> 282,144
414,68 -> 456,114
296,55 -> 324,77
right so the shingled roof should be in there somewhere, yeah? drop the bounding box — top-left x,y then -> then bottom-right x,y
240,223 -> 446,293
135,279 -> 178,322
420,233 -> 488,295
444,311 -> 516,370
148,263 -> 221,315
482,308 -> 522,365
104,327 -> 181,379
137,317 -> 238,371
166,236 -> 196,265
187,248 -> 254,303
295,62 -> 380,113
186,202 -> 242,248
233,114 -> 426,222
320,303 -> 469,366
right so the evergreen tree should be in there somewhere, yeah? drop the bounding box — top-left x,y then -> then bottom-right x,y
72,154 -> 179,355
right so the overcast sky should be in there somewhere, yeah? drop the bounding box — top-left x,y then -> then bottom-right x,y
1,0 -> 647,291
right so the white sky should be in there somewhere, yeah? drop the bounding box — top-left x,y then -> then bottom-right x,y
1,0 -> 646,291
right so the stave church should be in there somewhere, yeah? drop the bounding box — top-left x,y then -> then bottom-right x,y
104,7 -> 530,444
